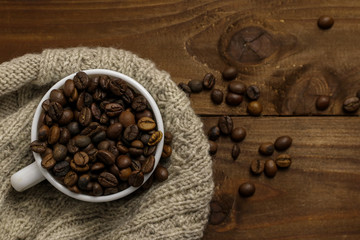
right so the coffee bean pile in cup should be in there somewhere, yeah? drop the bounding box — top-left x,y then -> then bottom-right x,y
30,71 -> 171,196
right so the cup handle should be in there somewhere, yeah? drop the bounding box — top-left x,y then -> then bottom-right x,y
11,162 -> 45,192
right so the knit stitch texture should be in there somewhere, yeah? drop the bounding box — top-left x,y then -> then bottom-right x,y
0,47 -> 214,240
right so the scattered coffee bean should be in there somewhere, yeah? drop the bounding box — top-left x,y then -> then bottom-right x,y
246,85 -> 260,100
161,145 -> 172,159
274,136 -> 292,151
209,201 -> 226,225
250,159 -> 265,175
259,142 -> 274,156
228,81 -> 246,95
211,89 -> 224,105
316,96 -> 330,110
218,115 -> 233,135
208,126 -> 221,141
209,141 -> 217,155
188,79 -> 203,93
232,144 -> 240,160
178,82 -> 191,97
318,16 -> 334,29
222,66 -> 237,80
231,127 -> 246,142
226,92 -> 243,106
238,182 -> 255,197
264,159 -> 277,178
343,97 -> 360,112
202,73 -> 216,90
154,165 -> 168,182
275,154 -> 292,168
247,101 -> 263,116
164,131 -> 173,145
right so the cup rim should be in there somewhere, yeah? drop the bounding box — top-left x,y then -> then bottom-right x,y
31,69 -> 164,202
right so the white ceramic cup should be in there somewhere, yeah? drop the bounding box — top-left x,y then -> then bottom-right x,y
10,69 -> 164,202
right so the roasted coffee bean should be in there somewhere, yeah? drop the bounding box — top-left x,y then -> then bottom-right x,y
232,144 -> 240,160
228,81 -> 246,95
90,103 -> 101,120
275,154 -> 292,168
73,71 -> 89,90
218,116 -> 233,135
67,122 -> 80,136
48,102 -> 63,121
132,96 -> 147,112
250,159 -> 265,175
63,79 -> 75,98
45,114 -> 53,126
78,174 -> 91,190
247,101 -> 263,116
68,185 -> 80,193
135,109 -> 153,121
41,154 -> 56,169
138,117 -> 156,131
131,140 -> 144,149
142,155 -> 155,173
110,144 -> 120,158
203,73 -> 216,90
92,182 -> 103,196
316,96 -> 330,111
246,85 -> 260,100
136,154 -> 147,164
148,131 -> 163,146
58,109 -> 74,125
82,142 -> 94,154
143,145 -> 156,157
30,140 -> 47,153
67,139 -> 79,154
42,99 -> 51,112
99,75 -> 110,90
116,141 -> 129,154
238,182 -> 255,197
106,123 -> 123,140
91,162 -> 105,172
50,89 -> 67,106
53,161 -> 70,177
209,201 -> 226,225
208,126 -> 220,141
209,140 -> 217,155
259,142 -> 274,156
119,167 -> 132,181
178,82 -> 191,97
104,187 -> 118,195
87,76 -> 99,93
69,88 -> 79,103
70,158 -> 90,172
98,172 -> 118,187
53,144 -> 67,162
274,136 -> 292,151
343,97 -> 360,112
105,103 -> 123,117
87,148 -> 98,162
154,165 -> 168,182
264,159 -> 277,177
128,170 -> 144,187
318,16 -> 334,29
80,122 -> 101,136
140,134 -> 151,145
109,164 -> 120,178
74,152 -> 89,166
91,131 -> 106,143
109,78 -> 127,96
226,92 -> 243,106
48,125 -> 61,145
164,131 -> 173,145
64,171 -> 78,187
76,92 -> 86,110
222,66 -> 237,80
85,182 -> 94,191
161,144 -> 172,158
41,148 -> 52,158
123,124 -> 139,142
211,89 -> 224,105
83,92 -> 93,107
73,135 -> 91,148
119,110 -> 136,128
122,87 -> 135,105
116,155 -> 132,169
97,150 -> 116,165
188,79 -> 203,93
131,160 -> 142,171
93,88 -> 107,101
79,107 -> 92,126
231,127 -> 246,142
99,113 -> 109,125
142,175 -> 154,190
98,140 -> 110,150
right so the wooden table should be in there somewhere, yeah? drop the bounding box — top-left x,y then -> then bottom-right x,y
1,1 -> 360,239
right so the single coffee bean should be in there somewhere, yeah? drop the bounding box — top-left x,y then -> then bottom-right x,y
73,135 -> 91,148
67,139 -> 79,154
92,182 -> 103,196
86,148 -> 98,163
99,113 -> 109,125
91,162 -> 105,172
41,148 -> 52,158
148,131 -> 163,146
98,172 -> 118,187
107,123 -> 123,140
318,16 -> 334,29
128,170 -> 144,187
246,85 -> 260,100
119,110 -> 136,128
123,124 -> 139,142
79,107 -> 92,126
142,155 -> 155,174
119,167 -> 132,181
30,140 -> 47,153
93,88 -> 106,101
247,101 -> 263,116
209,201 -> 226,225
99,75 -> 110,90
232,144 -> 240,160
80,122 -> 101,137
226,92 -> 243,106
67,122 -> 80,136
48,102 -> 63,121
74,152 -> 89,166
188,79 -> 203,93
97,150 -> 116,165
202,73 -> 216,90
143,145 -> 156,156
53,161 -> 70,177
264,159 -> 277,178
164,131 -> 173,145
87,76 -> 99,93
178,82 -> 191,97
73,71 -> 89,90
48,125 -> 61,145
250,159 -> 265,175
154,165 -> 168,182
238,182 -> 255,197
105,103 -> 123,117
64,171 -> 78,187
228,81 -> 246,95
116,155 -> 132,169
121,87 -> 135,105
69,88 -> 79,103
208,126 -> 220,141
90,103 -> 101,120
98,140 -> 110,150
209,140 -> 217,155
71,160 -> 89,173
109,78 -> 127,96
274,136 -> 292,151
136,155 -> 147,164
108,164 -> 120,178
85,182 -> 94,191
210,89 -> 224,105
218,115 -> 233,135
131,140 -> 144,149
275,154 -> 292,168
135,109 -> 153,121
77,174 -> 91,190
53,144 -> 68,162
131,96 -> 147,112
343,97 -> 360,112
50,89 -> 67,106
42,99 -> 51,112
58,109 -> 74,125
316,96 -> 330,110
41,154 -> 56,170
91,131 -> 106,143
78,92 -> 87,111
161,144 -> 172,158
259,142 -> 274,156
116,141 -> 129,154
138,117 -> 156,131
222,66 -> 237,80
231,127 -> 246,142
63,79 -> 75,98
131,160 -> 142,171
45,114 -> 53,126
68,185 -> 80,193
83,92 -> 93,107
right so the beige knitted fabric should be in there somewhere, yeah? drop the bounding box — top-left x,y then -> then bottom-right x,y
0,47 -> 213,240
